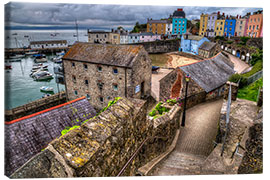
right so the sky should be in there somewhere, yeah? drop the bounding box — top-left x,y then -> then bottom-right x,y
4,1 -> 263,31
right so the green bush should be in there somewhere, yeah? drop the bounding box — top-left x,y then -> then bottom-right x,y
148,102 -> 170,119
228,74 -> 247,88
242,60 -> 263,78
250,49 -> 263,66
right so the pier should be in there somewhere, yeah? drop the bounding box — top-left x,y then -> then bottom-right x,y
5,91 -> 67,122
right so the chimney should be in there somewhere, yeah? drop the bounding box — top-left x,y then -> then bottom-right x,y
222,12 -> 225,16
240,15 -> 242,19
185,34 -> 188,39
177,8 -> 183,11
236,15 -> 238,19
217,11 -> 220,15
111,29 -> 114,32
226,15 -> 228,19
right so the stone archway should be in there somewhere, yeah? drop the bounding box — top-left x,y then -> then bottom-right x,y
241,51 -> 246,61
236,49 -> 241,58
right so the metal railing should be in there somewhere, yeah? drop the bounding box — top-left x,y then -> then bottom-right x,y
246,70 -> 263,85
117,136 -> 168,177
221,84 -> 232,156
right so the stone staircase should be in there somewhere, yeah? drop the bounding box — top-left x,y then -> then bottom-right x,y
150,152 -> 207,176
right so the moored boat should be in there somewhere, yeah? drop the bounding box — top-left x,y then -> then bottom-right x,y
40,86 -> 54,93
33,71 -> 53,81
25,50 -> 39,55
9,54 -> 25,59
33,54 -> 48,63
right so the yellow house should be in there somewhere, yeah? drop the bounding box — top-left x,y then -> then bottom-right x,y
199,14 -> 208,36
214,19 -> 225,37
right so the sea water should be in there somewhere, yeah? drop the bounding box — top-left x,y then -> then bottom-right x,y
5,29 -> 89,110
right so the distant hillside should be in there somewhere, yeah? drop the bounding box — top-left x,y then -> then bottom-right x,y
131,22 -> 147,33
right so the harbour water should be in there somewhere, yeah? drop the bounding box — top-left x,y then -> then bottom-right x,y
4,29 -> 89,110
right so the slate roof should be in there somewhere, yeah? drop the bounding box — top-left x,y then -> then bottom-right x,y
183,35 -> 204,41
63,42 -> 145,68
5,97 -> 96,176
199,41 -> 217,51
172,10 -> 186,18
148,19 -> 170,24
179,52 -> 235,93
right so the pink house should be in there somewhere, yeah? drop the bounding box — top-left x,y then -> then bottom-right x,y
260,24 -> 263,37
139,32 -> 161,42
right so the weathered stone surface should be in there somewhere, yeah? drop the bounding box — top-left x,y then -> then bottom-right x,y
10,149 -> 68,178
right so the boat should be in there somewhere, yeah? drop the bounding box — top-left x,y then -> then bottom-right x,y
24,35 -> 29,38
31,64 -> 48,72
30,69 -> 48,77
25,50 -> 39,55
40,86 -> 54,92
8,58 -> 22,62
33,71 -> 53,81
52,55 -> 63,63
5,64 -> 12,70
56,51 -> 65,56
9,54 -> 25,59
42,93 -> 52,98
12,33 -> 18,35
33,54 -> 48,63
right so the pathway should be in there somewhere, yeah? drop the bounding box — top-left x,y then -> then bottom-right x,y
225,52 -> 250,74
151,99 -> 223,176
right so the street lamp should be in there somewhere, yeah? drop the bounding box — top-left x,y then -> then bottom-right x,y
181,74 -> 191,127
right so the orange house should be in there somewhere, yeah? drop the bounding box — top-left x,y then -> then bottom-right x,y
246,10 -> 263,38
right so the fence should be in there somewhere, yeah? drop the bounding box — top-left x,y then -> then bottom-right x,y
246,70 -> 263,85
221,84 -> 232,156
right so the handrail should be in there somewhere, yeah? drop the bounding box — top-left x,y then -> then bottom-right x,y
117,136 -> 168,177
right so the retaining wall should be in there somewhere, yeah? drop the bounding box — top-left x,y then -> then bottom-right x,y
10,97 -> 181,178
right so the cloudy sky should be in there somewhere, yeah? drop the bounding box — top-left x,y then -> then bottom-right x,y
4,1 -> 263,30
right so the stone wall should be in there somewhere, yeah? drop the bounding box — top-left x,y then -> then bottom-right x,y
224,81 -> 239,101
131,39 -> 180,54
10,97 -> 181,178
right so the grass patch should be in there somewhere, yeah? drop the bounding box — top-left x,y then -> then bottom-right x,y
149,54 -> 170,67
237,78 -> 263,102
242,60 -> 263,78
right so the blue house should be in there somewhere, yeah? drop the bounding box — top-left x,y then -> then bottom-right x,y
224,19 -> 236,37
180,34 -> 210,55
128,33 -> 140,43
172,8 -> 187,36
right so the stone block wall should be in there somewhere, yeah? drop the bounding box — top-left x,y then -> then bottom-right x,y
10,98 -> 181,178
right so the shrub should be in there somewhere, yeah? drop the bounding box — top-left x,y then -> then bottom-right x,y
148,102 -> 170,119
228,74 -> 247,88
242,60 -> 263,78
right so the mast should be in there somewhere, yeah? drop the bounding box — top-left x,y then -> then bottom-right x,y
75,19 -> 79,41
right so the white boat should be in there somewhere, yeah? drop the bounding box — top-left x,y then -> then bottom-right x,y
31,65 -> 48,72
40,86 -> 54,92
25,51 -> 39,55
33,71 -> 53,81
52,55 -> 63,63
9,54 -> 25,59
34,54 -> 47,63
56,51 -> 65,56
42,93 -> 52,98
30,69 -> 48,77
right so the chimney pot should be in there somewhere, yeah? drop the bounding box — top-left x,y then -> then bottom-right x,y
177,8 -> 183,11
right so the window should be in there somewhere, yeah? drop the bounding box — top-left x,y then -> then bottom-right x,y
113,84 -> 118,91
84,64 -> 88,70
258,18 -> 260,22
250,19 -> 252,22
72,62 -> 75,67
99,97 -> 104,102
221,22 -> 223,25
240,26 -> 242,30
72,75 -> 76,82
240,21 -> 243,24
249,25 -> 251,30
104,34 -> 107,38
85,79 -> 89,85
230,22 -> 232,25
113,68 -> 118,74
96,34 -> 98,38
86,94 -> 90,100
97,66 -> 102,72
216,27 -> 218,30
256,25 -> 259,30
239,32 -> 241,36
254,18 -> 256,22
220,27 -> 222,30
74,90 -> 78,96
253,25 -> 255,30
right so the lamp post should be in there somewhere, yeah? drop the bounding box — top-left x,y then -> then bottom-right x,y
181,74 -> 190,127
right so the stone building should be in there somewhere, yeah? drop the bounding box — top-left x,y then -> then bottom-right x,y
87,30 -> 120,44
198,41 -> 217,58
62,42 -> 152,110
111,28 -> 129,44
30,40 -> 68,49
246,10 -> 263,38
5,97 -> 96,176
159,52 -> 235,107
199,13 -> 208,36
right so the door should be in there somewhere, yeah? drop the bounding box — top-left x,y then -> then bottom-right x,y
141,81 -> 144,97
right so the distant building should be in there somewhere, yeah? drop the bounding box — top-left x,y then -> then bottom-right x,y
199,13 -> 208,36
246,10 -> 263,38
5,97 -> 96,176
214,19 -> 225,37
30,40 -> 68,49
165,20 -> 173,35
235,15 -> 249,37
128,33 -> 141,43
206,12 -> 218,37
139,32 -> 161,42
62,42 -> 152,110
88,30 -> 120,44
224,17 -> 236,37
180,34 -> 210,55
111,28 -> 129,44
198,41 -> 217,58
147,19 -> 168,35
172,8 -> 187,36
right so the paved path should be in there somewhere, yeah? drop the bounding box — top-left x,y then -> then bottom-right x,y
151,99 -> 223,176
224,52 -> 250,74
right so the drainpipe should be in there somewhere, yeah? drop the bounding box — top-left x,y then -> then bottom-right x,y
125,68 -> 127,97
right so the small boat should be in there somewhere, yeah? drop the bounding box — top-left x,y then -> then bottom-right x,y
42,93 -> 52,98
5,64 -> 12,70
24,35 -> 29,38
152,66 -> 160,71
8,58 -> 22,62
52,55 -> 63,63
9,54 -> 25,59
40,86 -> 54,92
56,51 -> 65,56
33,71 -> 53,81
12,33 -> 18,35
30,69 -> 48,77
34,54 -> 47,63
25,50 -> 39,55
31,64 -> 48,71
